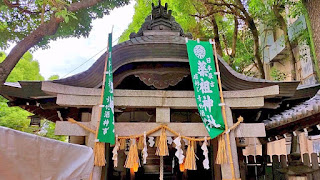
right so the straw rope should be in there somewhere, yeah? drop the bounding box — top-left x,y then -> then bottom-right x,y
67,116 -> 243,141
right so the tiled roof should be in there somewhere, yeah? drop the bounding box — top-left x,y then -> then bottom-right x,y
264,90 -> 320,130
52,32 -> 299,97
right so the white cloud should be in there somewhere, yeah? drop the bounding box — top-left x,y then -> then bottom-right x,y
33,1 -> 135,79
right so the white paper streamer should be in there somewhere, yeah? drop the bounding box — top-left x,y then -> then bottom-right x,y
201,137 -> 209,169
167,137 -> 173,145
148,136 -> 155,147
112,135 -> 120,167
183,138 -> 188,146
142,132 -> 148,164
173,136 -> 185,164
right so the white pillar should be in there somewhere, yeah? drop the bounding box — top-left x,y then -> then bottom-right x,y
88,105 -> 102,180
69,112 -> 90,145
221,106 -> 240,179
156,107 -> 170,123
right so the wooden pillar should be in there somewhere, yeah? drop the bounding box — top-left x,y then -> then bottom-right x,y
237,147 -> 246,180
261,142 -> 268,179
220,106 -> 240,179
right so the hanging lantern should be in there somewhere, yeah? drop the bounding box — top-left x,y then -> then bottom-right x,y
28,115 -> 41,127
179,163 -> 185,172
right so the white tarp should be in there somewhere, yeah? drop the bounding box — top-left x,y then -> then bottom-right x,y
0,126 -> 94,180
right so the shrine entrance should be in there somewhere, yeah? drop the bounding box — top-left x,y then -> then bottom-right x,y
109,144 -> 215,180
109,109 -> 216,180
1,2 -> 288,179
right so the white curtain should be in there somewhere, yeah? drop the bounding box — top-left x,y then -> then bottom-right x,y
0,126 -> 94,180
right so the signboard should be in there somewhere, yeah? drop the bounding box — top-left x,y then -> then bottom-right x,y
186,40 -> 225,139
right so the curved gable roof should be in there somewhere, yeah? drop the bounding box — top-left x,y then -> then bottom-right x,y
53,33 -> 299,97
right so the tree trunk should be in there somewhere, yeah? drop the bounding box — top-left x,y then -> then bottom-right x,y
0,0 -> 105,84
231,17 -> 238,58
222,34 -> 230,57
203,0 -> 223,57
303,0 -> 320,80
0,17 -> 62,84
210,15 -> 223,56
247,17 -> 265,79
235,0 -> 265,79
273,6 -> 296,80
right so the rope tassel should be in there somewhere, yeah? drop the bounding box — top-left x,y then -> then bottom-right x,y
215,134 -> 228,164
137,136 -> 144,150
94,141 -> 105,166
184,140 -> 196,170
125,139 -> 140,169
156,128 -> 169,156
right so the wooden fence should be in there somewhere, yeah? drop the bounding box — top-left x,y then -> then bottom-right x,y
241,153 -> 320,180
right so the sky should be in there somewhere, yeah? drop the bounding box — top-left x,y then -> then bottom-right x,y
31,1 -> 135,79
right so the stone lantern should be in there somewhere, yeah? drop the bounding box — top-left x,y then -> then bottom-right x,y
278,136 -> 316,180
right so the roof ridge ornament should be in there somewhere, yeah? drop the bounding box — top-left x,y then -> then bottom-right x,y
129,1 -> 192,39
151,0 -> 172,21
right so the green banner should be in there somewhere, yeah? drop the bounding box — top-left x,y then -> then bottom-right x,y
97,33 -> 115,145
186,40 -> 225,139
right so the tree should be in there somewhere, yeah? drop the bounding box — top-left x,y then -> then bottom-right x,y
250,0 -> 296,80
0,51 -> 44,81
198,0 -> 265,78
119,0 -> 256,75
273,4 -> 297,80
48,75 -> 60,80
302,0 -> 320,80
0,51 -> 65,141
0,0 -> 129,84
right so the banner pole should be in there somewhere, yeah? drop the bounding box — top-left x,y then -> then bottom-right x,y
89,34 -> 112,180
211,40 -> 236,180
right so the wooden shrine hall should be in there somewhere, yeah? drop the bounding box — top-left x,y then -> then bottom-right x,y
1,2 -> 320,180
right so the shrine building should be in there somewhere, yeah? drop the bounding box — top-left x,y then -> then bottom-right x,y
1,2 -> 320,180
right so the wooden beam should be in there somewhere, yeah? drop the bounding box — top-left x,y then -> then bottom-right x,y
56,94 -> 265,109
42,81 -> 280,98
55,122 -> 266,138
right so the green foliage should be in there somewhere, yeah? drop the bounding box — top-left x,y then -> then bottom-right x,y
0,96 -> 33,132
0,0 -> 129,50
54,7 -> 77,23
270,67 -> 287,81
119,0 -> 253,72
0,51 -> 66,141
48,75 -> 60,80
38,120 -> 67,141
249,0 -> 305,32
0,52 -> 44,82
218,15 -> 255,73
